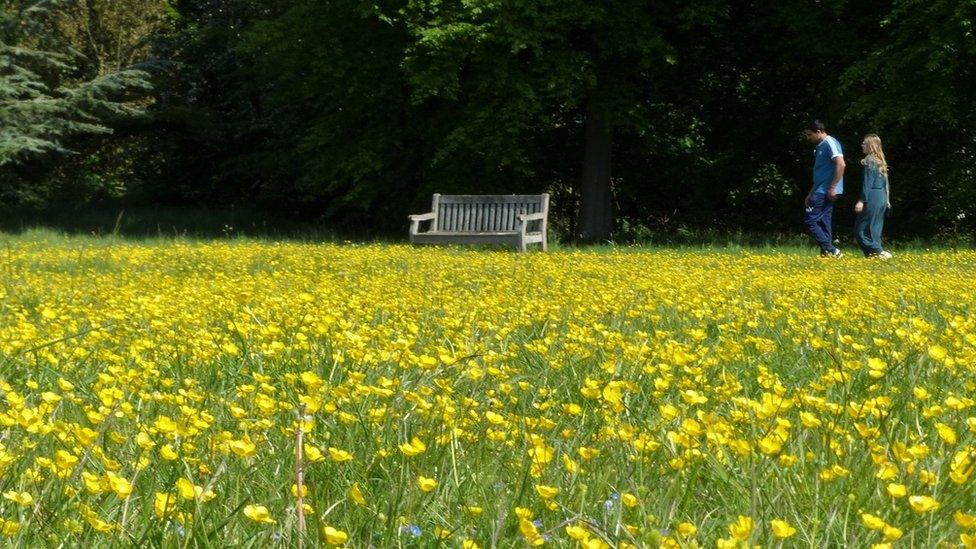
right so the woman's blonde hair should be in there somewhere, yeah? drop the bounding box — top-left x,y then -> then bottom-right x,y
861,134 -> 889,176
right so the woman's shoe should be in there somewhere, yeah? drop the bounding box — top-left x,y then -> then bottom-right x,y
878,251 -> 892,259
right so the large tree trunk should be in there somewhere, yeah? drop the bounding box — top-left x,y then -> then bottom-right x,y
579,95 -> 612,242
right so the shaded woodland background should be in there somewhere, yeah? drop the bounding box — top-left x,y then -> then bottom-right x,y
2,0 -> 974,242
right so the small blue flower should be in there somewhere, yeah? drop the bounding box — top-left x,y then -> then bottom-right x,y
401,524 -> 421,537
610,492 -> 620,500
270,532 -> 282,542
604,499 -> 615,510
533,519 -> 543,528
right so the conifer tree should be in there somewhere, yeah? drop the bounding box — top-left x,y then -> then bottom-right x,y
0,0 -> 151,168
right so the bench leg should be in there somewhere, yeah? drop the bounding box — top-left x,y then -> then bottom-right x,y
409,220 -> 418,243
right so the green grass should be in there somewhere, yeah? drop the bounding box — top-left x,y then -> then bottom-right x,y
0,233 -> 974,547
3,204 -> 971,250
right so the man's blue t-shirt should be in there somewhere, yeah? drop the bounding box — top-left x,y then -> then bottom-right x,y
813,135 -> 844,195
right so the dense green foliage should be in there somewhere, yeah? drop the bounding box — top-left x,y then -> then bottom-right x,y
0,0 -> 158,205
1,0 -> 974,240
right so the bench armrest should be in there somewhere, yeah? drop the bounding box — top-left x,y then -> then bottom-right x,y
409,212 -> 436,240
516,211 -> 549,252
517,211 -> 547,237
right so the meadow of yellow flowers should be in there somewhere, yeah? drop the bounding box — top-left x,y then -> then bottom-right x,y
1,235 -> 975,547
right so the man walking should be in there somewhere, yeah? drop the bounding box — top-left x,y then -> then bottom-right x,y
803,120 -> 845,257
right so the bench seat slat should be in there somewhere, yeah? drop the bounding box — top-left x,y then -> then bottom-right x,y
421,231 -> 534,236
412,232 -> 544,245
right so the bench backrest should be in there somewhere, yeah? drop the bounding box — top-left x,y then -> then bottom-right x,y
433,194 -> 548,232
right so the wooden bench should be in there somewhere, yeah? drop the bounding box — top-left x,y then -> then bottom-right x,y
409,194 -> 549,252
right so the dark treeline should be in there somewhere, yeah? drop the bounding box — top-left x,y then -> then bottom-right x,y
2,0 -> 974,241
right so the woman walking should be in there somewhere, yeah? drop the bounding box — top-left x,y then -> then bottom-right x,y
854,134 -> 892,258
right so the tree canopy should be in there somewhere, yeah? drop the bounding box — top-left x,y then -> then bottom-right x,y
0,0 -> 158,205
1,0 -> 974,240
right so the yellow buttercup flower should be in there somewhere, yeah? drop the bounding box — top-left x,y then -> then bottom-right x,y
566,524 -> 589,541
771,519 -> 796,539
883,524 -> 903,541
909,495 -> 940,513
53,450 -> 78,473
154,492 -> 176,519
861,513 -> 886,530
928,345 -> 948,361
104,472 -> 132,498
936,422 -> 958,445
159,444 -> 178,461
417,476 -> 437,492
955,511 -> 976,529
175,478 -> 197,500
886,483 -> 907,498
328,447 -> 353,462
578,447 -> 600,460
229,437 -> 257,458
2,491 -> 32,507
518,517 -> 544,546
243,504 -> 275,524
300,371 -> 325,391
621,492 -> 638,507
399,437 -> 427,457
729,515 -> 752,541
322,526 -> 348,545
0,519 -> 20,537
349,482 -> 367,506
290,483 -> 308,498
534,484 -> 558,499
304,445 -> 325,463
